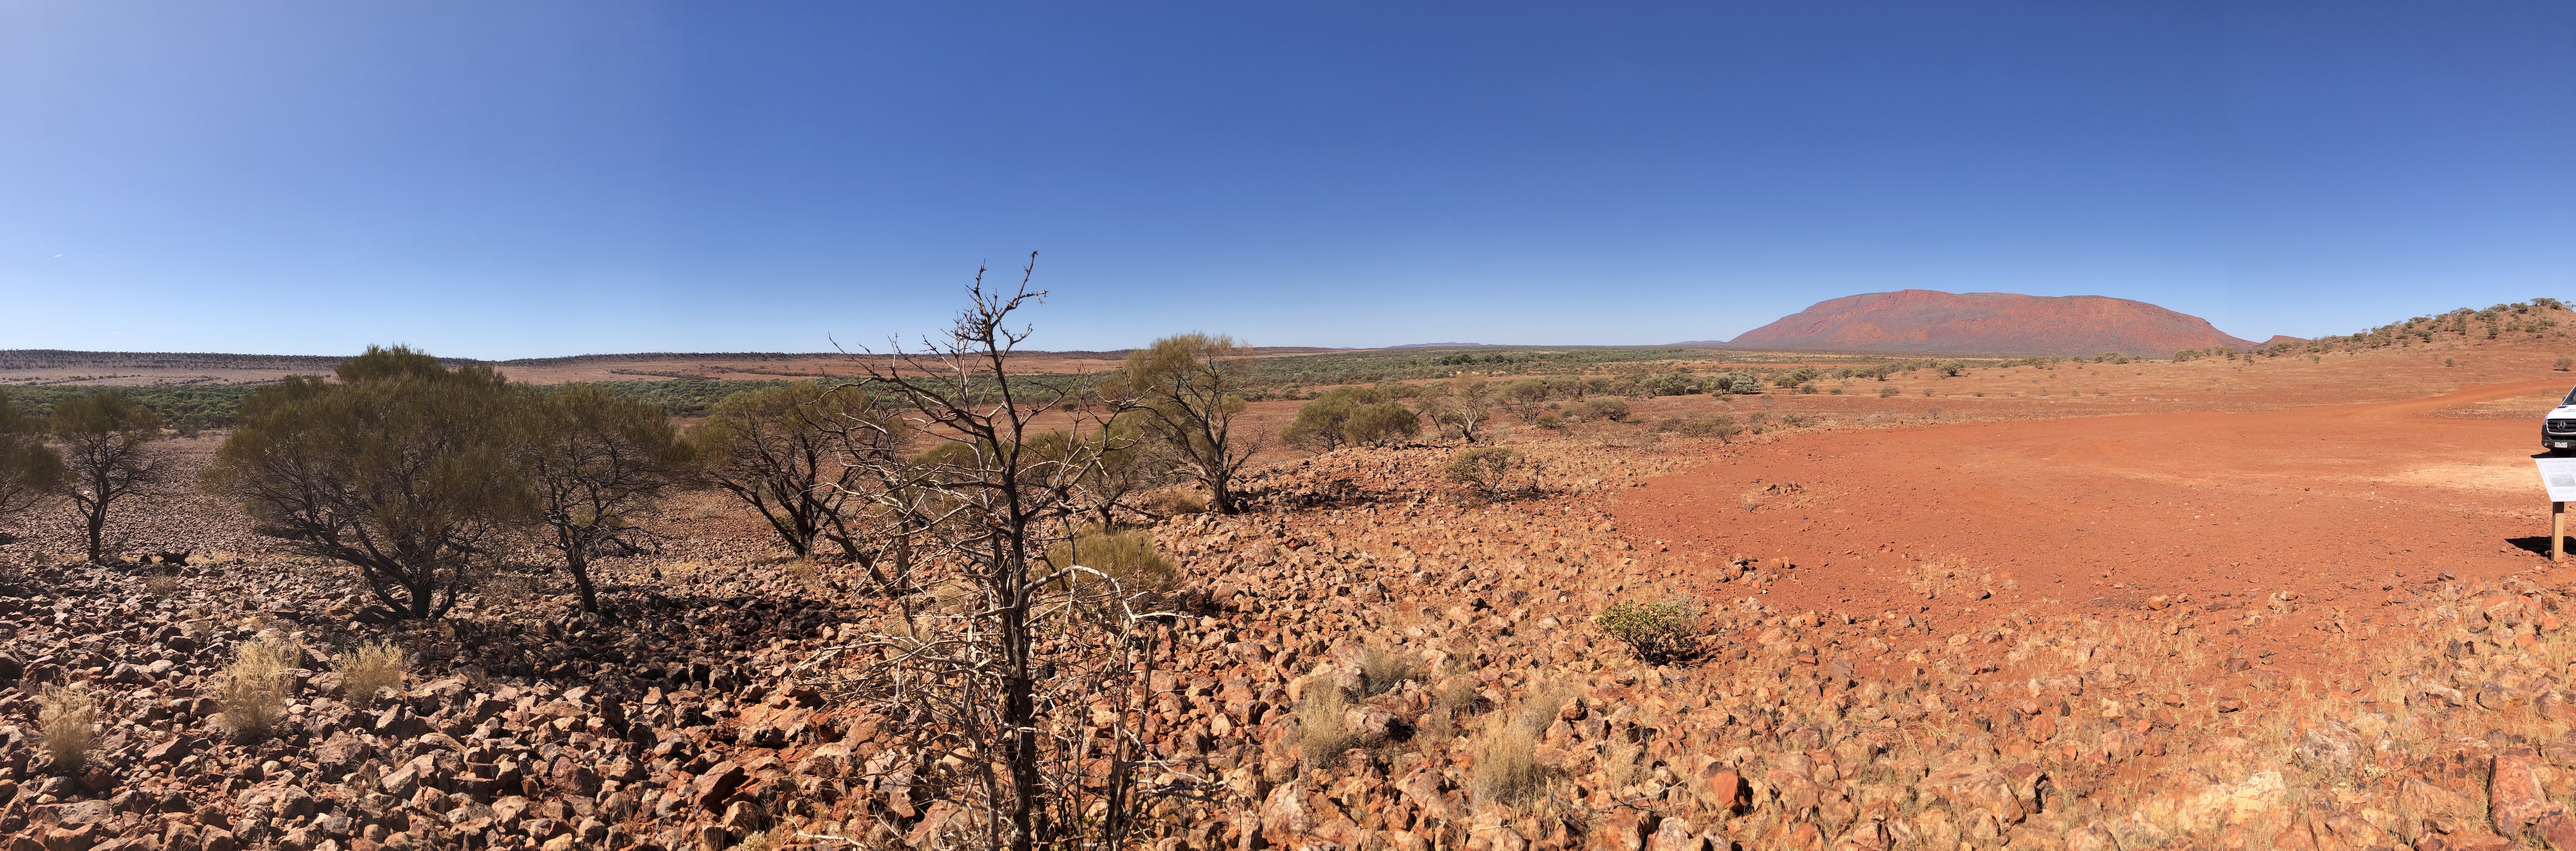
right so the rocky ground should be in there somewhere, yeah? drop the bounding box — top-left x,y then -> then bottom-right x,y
9,377 -> 2576,850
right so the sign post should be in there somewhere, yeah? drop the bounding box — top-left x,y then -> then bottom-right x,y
2536,457 -> 2576,562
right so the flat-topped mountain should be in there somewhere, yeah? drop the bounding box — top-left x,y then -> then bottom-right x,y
1726,290 -> 2259,356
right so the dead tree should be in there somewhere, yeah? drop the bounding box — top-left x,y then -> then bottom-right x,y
807,256 -> 1219,851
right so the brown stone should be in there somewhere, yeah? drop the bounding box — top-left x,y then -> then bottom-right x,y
2536,810 -> 2576,850
1704,769 -> 1749,814
2494,749 -> 2562,836
691,761 -> 747,812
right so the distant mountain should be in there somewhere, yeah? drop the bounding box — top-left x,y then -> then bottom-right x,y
1722,290 -> 2259,357
1385,342 -> 1494,349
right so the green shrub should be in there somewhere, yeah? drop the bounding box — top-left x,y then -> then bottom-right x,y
1535,414 -> 1564,430
1442,446 -> 1526,495
1879,386 -> 1900,398
1584,398 -> 1629,422
1772,367 -> 1821,388
1596,598 -> 1700,663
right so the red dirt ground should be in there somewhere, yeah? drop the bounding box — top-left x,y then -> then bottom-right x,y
1613,377 -> 2576,674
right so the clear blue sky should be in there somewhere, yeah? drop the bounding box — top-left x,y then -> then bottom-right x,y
5,3 -> 2571,358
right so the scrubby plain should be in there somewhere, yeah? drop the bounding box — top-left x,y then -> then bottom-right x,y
4,300 -> 2576,850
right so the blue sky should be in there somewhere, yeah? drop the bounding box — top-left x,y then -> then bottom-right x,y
4,3 -> 2571,358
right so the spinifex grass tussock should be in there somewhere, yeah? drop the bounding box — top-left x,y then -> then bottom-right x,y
220,634 -> 301,737
1468,703 -> 1549,809
341,640 -> 407,705
1041,529 -> 1176,598
1359,641 -> 1428,696
38,681 -> 99,773
1296,675 -> 1352,764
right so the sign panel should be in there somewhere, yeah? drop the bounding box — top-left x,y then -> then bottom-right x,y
2539,457 -> 2576,502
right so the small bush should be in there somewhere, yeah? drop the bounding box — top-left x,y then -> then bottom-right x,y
38,682 -> 99,774
1675,416 -> 1741,442
1442,447 -> 1526,496
342,641 -> 408,706
2556,357 -> 2571,371
1596,598 -> 1701,663
1535,414 -> 1564,430
1584,398 -> 1630,422
1042,529 -> 1178,597
219,635 -> 302,738
1879,386 -> 1900,398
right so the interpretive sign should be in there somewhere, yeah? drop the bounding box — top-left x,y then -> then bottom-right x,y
2541,457 -> 2576,502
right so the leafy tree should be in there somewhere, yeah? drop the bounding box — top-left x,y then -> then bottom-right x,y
1934,360 -> 1966,376
1428,379 -> 1496,442
0,393 -> 64,534
1342,400 -> 1420,446
685,381 -> 877,559
1501,379 -> 1553,423
1106,333 -> 1260,515
517,384 -> 694,612
50,390 -> 171,564
1280,387 -> 1372,451
1281,386 -> 1419,450
203,346 -> 533,618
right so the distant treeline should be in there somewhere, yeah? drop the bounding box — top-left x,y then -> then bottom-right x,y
0,380 -> 804,429
0,372 -> 1115,430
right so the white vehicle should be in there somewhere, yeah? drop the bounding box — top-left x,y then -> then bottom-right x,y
2547,386 -> 2576,452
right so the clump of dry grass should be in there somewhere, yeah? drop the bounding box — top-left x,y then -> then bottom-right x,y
1296,678 -> 1352,763
1468,701 -> 1549,807
144,573 -> 181,599
782,558 -> 825,592
1041,530 -> 1178,598
1359,642 -> 1428,696
37,682 -> 99,774
219,635 -> 302,737
476,572 -> 535,608
342,641 -> 407,705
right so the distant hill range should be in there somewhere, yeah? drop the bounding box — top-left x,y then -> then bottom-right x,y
1717,290 -> 2261,357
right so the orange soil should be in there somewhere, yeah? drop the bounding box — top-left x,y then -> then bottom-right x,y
1614,376 -> 2576,675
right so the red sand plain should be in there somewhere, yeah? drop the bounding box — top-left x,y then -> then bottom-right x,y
1614,369 -> 2576,674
